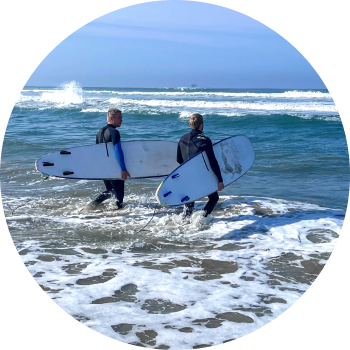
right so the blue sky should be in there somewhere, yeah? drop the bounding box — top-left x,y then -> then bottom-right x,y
26,0 -> 326,89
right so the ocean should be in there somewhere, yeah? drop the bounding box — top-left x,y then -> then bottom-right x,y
1,82 -> 348,349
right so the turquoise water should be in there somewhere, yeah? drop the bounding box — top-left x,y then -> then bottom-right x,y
3,83 -> 348,209
0,82 -> 348,349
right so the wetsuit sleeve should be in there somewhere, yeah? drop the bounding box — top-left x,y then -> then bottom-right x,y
111,129 -> 121,146
177,142 -> 184,164
114,142 -> 127,171
111,129 -> 127,171
204,138 -> 223,183
96,128 -> 102,144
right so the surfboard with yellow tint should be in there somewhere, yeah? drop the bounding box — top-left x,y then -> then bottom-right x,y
156,136 -> 255,206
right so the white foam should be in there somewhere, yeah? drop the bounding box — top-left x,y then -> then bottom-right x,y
40,81 -> 84,105
8,194 -> 342,348
104,97 -> 337,113
179,110 -> 193,119
17,81 -> 84,108
15,85 -> 337,118
82,90 -> 332,99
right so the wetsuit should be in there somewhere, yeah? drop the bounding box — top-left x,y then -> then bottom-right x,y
177,129 -> 223,217
94,124 -> 126,207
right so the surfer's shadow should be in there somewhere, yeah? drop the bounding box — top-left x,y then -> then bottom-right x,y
216,209 -> 341,241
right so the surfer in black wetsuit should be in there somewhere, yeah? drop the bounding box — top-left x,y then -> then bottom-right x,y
93,108 -> 130,208
177,113 -> 224,218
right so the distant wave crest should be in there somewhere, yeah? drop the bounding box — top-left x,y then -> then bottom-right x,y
17,82 -> 337,120
19,81 -> 84,107
40,81 -> 84,105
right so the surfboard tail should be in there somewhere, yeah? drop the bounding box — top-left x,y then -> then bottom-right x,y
155,181 -> 169,207
155,136 -> 255,206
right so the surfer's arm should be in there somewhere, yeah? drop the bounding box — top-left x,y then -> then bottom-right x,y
111,129 -> 127,172
177,143 -> 184,164
114,141 -> 127,171
204,140 -> 223,183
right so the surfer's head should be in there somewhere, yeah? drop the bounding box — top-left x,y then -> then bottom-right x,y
107,108 -> 123,127
189,113 -> 203,131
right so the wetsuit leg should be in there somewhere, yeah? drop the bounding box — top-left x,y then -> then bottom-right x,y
110,180 -> 124,207
203,192 -> 219,217
93,180 -> 113,204
184,202 -> 195,217
104,180 -> 113,192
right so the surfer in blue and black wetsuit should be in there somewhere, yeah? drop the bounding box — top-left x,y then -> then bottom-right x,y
93,108 -> 130,208
177,113 -> 224,218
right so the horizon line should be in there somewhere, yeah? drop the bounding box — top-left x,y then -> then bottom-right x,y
23,85 -> 329,91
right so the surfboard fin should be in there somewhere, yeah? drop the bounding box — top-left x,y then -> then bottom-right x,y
60,150 -> 71,155
164,191 -> 172,197
171,174 -> 180,179
181,196 -> 190,202
63,171 -> 74,176
42,162 -> 54,166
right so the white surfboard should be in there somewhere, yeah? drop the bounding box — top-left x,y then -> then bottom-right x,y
35,141 -> 178,180
156,136 -> 255,206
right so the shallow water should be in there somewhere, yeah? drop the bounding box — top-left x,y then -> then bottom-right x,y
0,83 -> 348,348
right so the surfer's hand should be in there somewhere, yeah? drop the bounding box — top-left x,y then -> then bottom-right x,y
218,182 -> 224,192
121,171 -> 130,181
